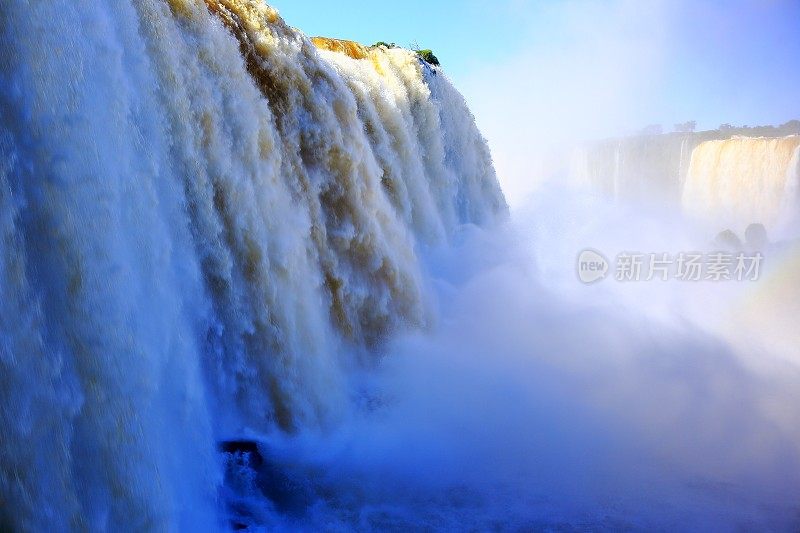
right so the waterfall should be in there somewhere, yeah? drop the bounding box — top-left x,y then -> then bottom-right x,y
574,129 -> 800,232
573,134 -> 696,205
682,136 -> 800,231
782,143 -> 800,221
0,0 -> 506,529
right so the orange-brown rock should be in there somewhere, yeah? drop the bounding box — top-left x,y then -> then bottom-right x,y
310,37 -> 369,60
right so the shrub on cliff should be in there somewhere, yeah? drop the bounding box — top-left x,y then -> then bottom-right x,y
417,49 -> 440,66
371,42 -> 440,66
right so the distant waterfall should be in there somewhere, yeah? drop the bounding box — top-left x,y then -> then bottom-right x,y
0,0 -> 505,529
682,136 -> 800,230
574,130 -> 800,231
572,134 -> 697,204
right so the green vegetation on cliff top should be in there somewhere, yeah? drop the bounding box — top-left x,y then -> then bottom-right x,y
370,42 -> 441,66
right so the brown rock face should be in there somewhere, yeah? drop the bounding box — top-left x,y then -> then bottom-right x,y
310,37 -> 370,60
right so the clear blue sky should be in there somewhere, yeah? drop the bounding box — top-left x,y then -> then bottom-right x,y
274,0 -> 524,83
274,0 -> 800,132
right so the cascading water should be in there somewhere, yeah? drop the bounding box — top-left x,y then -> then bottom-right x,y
682,136 -> 800,231
572,134 -> 699,204
0,0 -> 505,530
574,129 -> 800,233
6,1 -> 800,531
